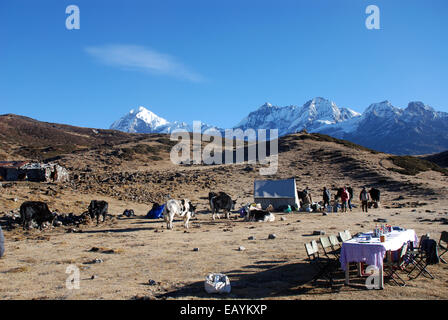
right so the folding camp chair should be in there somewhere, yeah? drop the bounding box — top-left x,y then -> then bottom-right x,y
344,230 -> 352,240
329,235 -> 342,257
406,235 -> 435,280
384,242 -> 408,287
438,231 -> 448,264
338,230 -> 351,243
304,240 -> 337,286
338,231 -> 348,243
319,236 -> 339,259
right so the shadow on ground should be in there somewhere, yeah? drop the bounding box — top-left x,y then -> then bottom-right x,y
155,259 -> 370,299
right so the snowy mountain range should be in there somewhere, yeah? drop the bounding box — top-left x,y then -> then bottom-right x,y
235,98 -> 361,136
109,98 -> 448,155
110,106 -> 222,134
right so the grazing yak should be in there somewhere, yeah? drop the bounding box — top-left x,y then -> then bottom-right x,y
20,201 -> 56,230
208,192 -> 236,220
163,199 -> 196,229
369,188 -> 381,203
88,200 -> 109,224
244,204 -> 275,222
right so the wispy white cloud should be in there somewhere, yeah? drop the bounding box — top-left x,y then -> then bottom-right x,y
85,44 -> 205,82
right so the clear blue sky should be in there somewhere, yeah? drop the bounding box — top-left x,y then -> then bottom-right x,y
0,0 -> 447,129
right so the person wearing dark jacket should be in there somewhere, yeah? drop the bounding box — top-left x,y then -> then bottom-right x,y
359,187 -> 370,212
322,187 -> 331,208
0,225 -> 4,258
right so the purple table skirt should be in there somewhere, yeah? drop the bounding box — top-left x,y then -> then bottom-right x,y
340,229 -> 418,271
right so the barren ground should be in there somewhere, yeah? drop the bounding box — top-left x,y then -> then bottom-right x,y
1,132 -> 448,300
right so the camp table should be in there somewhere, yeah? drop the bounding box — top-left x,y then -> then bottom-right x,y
339,229 -> 418,289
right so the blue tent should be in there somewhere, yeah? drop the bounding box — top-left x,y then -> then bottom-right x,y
146,204 -> 165,219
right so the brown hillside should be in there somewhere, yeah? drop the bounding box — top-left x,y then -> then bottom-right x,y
1,116 -> 448,300
422,150 -> 448,168
0,114 -> 144,160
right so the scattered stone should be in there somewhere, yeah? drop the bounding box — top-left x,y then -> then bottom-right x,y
148,279 -> 157,286
268,233 -> 277,239
122,209 -> 135,217
89,247 -> 100,252
53,221 -> 63,227
242,166 -> 254,172
85,258 -> 103,264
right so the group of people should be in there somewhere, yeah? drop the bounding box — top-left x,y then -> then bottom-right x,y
322,186 -> 372,213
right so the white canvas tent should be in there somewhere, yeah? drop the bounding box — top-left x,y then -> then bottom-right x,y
254,178 -> 300,210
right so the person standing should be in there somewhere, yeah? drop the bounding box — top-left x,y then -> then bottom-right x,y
0,225 -> 4,258
347,186 -> 354,211
359,187 -> 370,213
340,187 -> 349,213
322,187 -> 331,209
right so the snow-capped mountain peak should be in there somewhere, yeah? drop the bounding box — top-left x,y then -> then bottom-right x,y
234,97 -> 361,136
133,106 -> 168,127
363,100 -> 401,118
110,106 -> 223,134
110,106 -> 170,133
259,102 -> 273,109
405,101 -> 435,114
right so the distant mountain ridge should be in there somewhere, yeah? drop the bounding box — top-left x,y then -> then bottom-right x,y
234,98 -> 361,137
110,98 -> 448,155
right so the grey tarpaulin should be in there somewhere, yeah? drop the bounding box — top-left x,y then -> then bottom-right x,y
254,178 -> 300,210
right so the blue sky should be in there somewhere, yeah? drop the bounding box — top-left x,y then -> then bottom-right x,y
0,0 -> 447,129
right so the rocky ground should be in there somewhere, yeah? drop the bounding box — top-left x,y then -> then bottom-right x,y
0,132 -> 447,300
